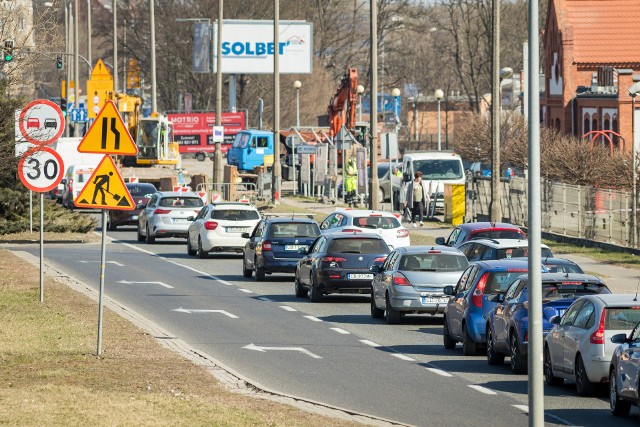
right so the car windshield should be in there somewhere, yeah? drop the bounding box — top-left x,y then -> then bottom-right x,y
399,253 -> 468,272
159,197 -> 204,208
497,247 -> 553,259
232,132 -> 250,148
472,230 -> 526,240
328,238 -> 388,254
127,184 -> 157,196
485,271 -> 527,293
211,209 -> 259,220
353,215 -> 400,230
269,222 -> 320,238
545,263 -> 583,274
605,307 -> 640,330
367,165 -> 390,179
413,159 -> 463,180
541,282 -> 608,301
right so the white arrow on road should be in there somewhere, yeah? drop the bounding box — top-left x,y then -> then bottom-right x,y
79,260 -> 125,267
243,343 -> 322,359
172,308 -> 238,318
117,279 -> 173,289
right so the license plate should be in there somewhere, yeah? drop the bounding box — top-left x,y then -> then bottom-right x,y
285,244 -> 307,251
422,297 -> 449,304
173,218 -> 189,223
227,227 -> 246,233
348,273 -> 374,280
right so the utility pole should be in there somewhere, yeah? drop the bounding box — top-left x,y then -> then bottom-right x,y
490,0 -> 502,222
64,2 -> 70,137
369,0 -> 379,210
214,1 -> 224,191
272,0 -> 281,203
150,0 -> 157,113
74,0 -> 79,132
87,0 -> 91,68
112,0 -> 117,94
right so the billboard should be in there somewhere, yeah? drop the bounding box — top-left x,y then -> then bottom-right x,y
213,20 -> 312,74
168,112 -> 246,154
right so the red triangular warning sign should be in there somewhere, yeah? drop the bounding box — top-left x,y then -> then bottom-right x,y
78,100 -> 138,155
74,155 -> 135,210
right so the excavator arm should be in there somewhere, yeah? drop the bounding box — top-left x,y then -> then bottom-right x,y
328,67 -> 359,138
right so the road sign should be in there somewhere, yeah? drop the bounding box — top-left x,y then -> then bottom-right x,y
17,146 -> 65,192
18,99 -> 65,145
213,125 -> 224,143
69,108 -> 88,122
77,100 -> 138,155
296,144 -> 317,154
73,155 -> 135,210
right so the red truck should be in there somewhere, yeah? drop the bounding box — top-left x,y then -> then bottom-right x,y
167,112 -> 246,161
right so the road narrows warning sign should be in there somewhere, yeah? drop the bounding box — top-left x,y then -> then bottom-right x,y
74,155 -> 135,210
77,100 -> 138,155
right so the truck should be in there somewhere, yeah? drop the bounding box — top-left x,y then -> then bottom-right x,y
227,130 -> 275,172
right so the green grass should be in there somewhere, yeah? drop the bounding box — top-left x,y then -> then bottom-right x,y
544,239 -> 640,268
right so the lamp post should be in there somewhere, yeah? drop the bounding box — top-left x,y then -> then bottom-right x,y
293,80 -> 301,196
357,84 -> 365,122
434,89 -> 444,151
150,0 -> 157,113
629,82 -> 640,248
391,87 -> 401,211
294,80 -> 301,128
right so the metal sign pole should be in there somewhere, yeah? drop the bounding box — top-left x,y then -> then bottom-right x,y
97,209 -> 107,356
292,137 -> 296,195
39,194 -> 44,303
30,190 -> 33,233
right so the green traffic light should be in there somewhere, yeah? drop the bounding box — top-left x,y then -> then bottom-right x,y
4,54 -> 12,62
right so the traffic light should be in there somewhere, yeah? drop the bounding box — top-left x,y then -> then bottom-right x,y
56,54 -> 63,69
60,98 -> 67,117
3,39 -> 14,62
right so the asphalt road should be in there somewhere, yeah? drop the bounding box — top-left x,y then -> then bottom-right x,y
7,223 -> 640,427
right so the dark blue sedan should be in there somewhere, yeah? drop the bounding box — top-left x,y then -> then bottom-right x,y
485,273 -> 610,374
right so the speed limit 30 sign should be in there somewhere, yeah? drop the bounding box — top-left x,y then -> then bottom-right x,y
18,147 -> 65,192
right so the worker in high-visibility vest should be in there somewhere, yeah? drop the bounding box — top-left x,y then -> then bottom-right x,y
344,157 -> 358,207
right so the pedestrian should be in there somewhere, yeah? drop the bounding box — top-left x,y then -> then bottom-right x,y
404,171 -> 430,227
344,157 -> 358,207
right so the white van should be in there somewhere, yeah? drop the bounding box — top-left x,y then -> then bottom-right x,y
400,151 -> 465,212
51,138 -> 103,202
61,164 -> 98,209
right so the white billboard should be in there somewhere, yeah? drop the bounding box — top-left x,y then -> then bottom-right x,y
213,20 -> 312,74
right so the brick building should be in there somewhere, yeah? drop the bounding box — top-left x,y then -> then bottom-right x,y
543,0 -> 640,153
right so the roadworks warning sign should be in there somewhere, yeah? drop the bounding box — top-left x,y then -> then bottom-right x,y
74,155 -> 135,210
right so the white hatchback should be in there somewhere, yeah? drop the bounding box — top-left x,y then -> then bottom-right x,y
319,209 -> 410,250
187,202 -> 261,258
137,191 -> 205,243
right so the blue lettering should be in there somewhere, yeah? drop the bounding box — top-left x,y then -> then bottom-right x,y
221,42 -> 230,55
246,42 -> 255,55
223,40 -> 293,56
256,42 -> 266,56
267,42 -> 274,55
278,41 -> 290,55
231,42 -> 244,55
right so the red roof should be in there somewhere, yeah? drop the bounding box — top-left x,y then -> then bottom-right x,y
556,0 -> 640,66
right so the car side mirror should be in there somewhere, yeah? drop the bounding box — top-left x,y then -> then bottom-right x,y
549,315 -> 561,325
496,294 -> 505,303
369,265 -> 382,273
443,285 -> 454,296
136,202 -> 146,209
611,333 -> 628,344
241,232 -> 250,239
435,237 -> 445,245
187,216 -> 195,221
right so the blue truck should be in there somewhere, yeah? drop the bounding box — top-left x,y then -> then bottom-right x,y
227,130 -> 275,172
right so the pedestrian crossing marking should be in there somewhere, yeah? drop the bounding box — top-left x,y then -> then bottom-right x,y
74,155 -> 135,210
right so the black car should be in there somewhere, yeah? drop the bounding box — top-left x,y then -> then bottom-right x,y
295,233 -> 390,302
242,217 -> 321,281
107,182 -> 158,231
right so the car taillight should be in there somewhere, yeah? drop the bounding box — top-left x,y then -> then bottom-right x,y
393,273 -> 411,286
342,229 -> 362,233
373,257 -> 387,263
154,208 -> 171,214
397,229 -> 409,238
472,273 -> 489,307
262,241 -> 272,251
68,178 -> 73,191
590,308 -> 606,344
204,221 -> 218,230
321,256 -> 346,263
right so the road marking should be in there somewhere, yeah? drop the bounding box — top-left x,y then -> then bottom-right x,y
172,308 -> 238,318
280,305 -> 297,312
238,289 -> 253,293
258,297 -> 274,302
512,405 -> 528,413
79,260 -> 124,267
117,279 -> 173,289
360,340 -> 381,347
243,343 -> 322,359
304,315 -> 322,322
330,327 -> 350,334
468,385 -> 498,395
425,367 -> 453,377
391,354 -> 415,362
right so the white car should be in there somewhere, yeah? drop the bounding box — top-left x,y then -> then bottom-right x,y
137,191 -> 205,243
544,294 -> 640,396
319,209 -> 410,250
187,202 -> 261,258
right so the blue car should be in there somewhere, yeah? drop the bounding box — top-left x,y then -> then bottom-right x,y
485,273 -> 610,374
442,259 -> 544,355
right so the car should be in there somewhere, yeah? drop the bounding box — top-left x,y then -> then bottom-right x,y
609,318 -> 640,417
370,245 -> 469,324
106,182 -> 157,231
442,259 -> 548,355
44,118 -> 57,129
486,273 -> 610,374
137,191 -> 205,244
26,117 -> 40,129
186,202 -> 260,258
295,233 -> 390,302
511,256 -> 584,274
435,222 -> 527,248
319,209 -> 410,250
458,238 -> 553,262
544,294 -> 640,396
61,164 -> 98,209
242,216 -> 321,281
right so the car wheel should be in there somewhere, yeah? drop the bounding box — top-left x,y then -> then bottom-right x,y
137,224 -> 145,242
145,224 -> 155,244
308,275 -> 323,303
196,152 -> 206,162
377,187 -> 384,203
370,290 -> 384,319
242,257 -> 252,278
544,346 -> 563,386
442,316 -> 456,350
575,355 -> 596,396
509,332 -> 527,374
385,293 -> 403,324
462,323 -> 478,356
186,237 -> 197,256
107,217 -> 117,231
609,369 -> 631,416
255,260 -> 266,282
294,274 -> 308,298
197,237 -> 209,259
486,326 -> 505,365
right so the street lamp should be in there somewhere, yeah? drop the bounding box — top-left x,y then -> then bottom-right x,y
434,89 -> 444,151
629,81 -> 640,248
292,80 -> 301,196
391,87 -> 401,134
293,80 -> 301,128
357,84 -> 365,122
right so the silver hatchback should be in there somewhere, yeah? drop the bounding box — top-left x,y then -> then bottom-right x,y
137,191 -> 205,243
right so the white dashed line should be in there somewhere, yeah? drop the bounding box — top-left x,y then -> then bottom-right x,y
360,340 -> 381,347
330,327 -> 350,334
258,297 -> 274,302
425,367 -> 453,377
280,305 -> 297,312
512,405 -> 529,413
238,289 -> 253,293
391,354 -> 416,362
303,315 -> 322,322
468,385 -> 498,395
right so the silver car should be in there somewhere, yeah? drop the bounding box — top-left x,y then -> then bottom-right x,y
370,245 -> 469,324
137,191 -> 205,243
610,319 -> 640,417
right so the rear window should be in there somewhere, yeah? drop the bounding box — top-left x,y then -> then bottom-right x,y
210,209 -> 259,220
328,238 -> 389,254
269,222 -> 320,238
541,282 -> 608,301
497,247 -> 553,259
399,253 -> 468,272
159,197 -> 204,208
353,215 -> 400,230
545,263 -> 584,274
127,184 -> 157,196
605,307 -> 640,330
485,271 -> 527,294
472,230 -> 526,240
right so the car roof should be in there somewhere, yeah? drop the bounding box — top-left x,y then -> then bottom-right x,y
472,258 -> 532,270
464,238 -> 545,249
209,202 -> 257,210
517,272 -> 605,285
510,256 -> 578,265
333,209 -> 399,218
457,222 -> 523,232
397,245 -> 465,255
327,232 -> 384,240
156,191 -> 201,198
588,294 -> 640,307
403,151 -> 461,160
264,217 -> 317,224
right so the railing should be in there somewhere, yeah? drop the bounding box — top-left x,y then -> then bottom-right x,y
196,182 -> 258,204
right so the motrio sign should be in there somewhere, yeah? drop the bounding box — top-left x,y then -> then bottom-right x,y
213,20 -> 312,74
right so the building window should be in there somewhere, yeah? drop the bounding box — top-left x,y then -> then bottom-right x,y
584,117 -> 590,135
555,118 -> 561,131
613,119 -> 619,147
592,118 -> 598,132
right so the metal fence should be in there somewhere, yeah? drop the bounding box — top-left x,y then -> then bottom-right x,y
466,176 -> 636,248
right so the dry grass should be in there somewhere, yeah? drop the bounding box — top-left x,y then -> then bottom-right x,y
0,250 -> 360,426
